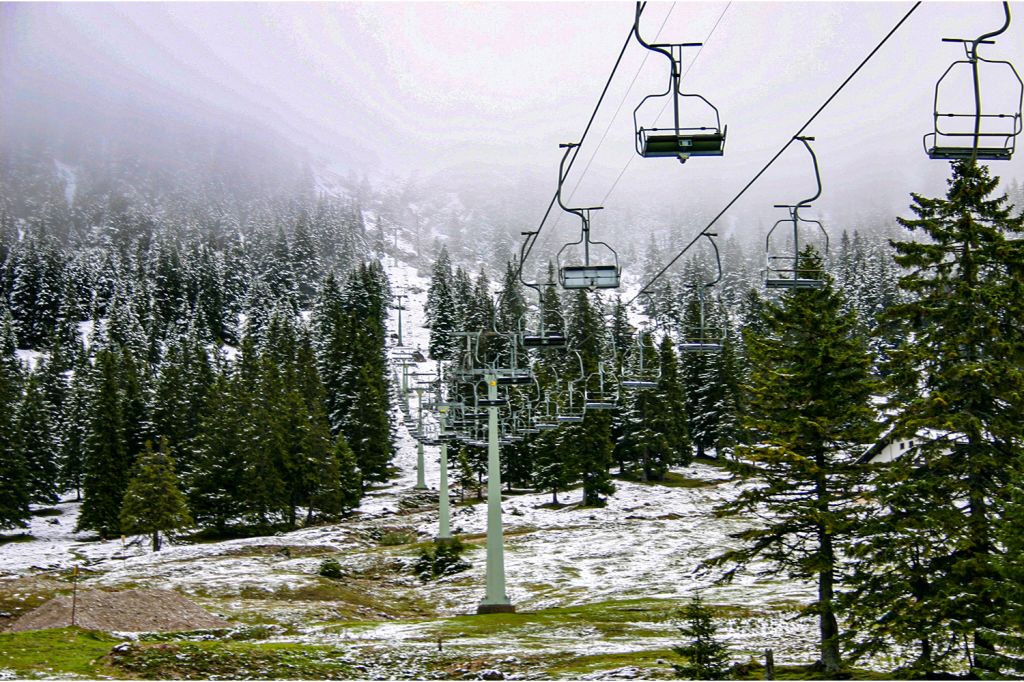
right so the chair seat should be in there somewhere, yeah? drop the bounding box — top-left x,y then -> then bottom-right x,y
561,265 -> 620,289
642,132 -> 725,158
523,335 -> 567,348
621,380 -> 658,389
765,277 -> 824,290
927,145 -> 1012,161
679,342 -> 723,353
496,374 -> 533,385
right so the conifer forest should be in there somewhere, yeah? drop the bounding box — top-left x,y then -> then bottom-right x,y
2,2 -> 1024,680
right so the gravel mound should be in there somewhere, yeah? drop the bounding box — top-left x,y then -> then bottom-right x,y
9,588 -> 230,633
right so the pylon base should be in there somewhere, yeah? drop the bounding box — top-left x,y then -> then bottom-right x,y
476,603 -> 516,615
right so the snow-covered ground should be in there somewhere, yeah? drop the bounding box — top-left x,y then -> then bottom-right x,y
0,253 -> 832,676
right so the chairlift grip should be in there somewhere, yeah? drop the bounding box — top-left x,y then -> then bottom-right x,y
651,42 -> 704,48
943,38 -> 996,44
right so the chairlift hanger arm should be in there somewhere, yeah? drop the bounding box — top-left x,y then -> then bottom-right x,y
556,144 -> 605,218
701,233 -> 724,288
633,2 -> 675,71
518,231 -> 541,291
794,136 -> 822,208
969,3 -> 1012,159
971,2 -> 1011,60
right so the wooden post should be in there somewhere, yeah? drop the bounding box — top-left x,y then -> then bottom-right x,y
70,565 -> 79,627
764,648 -> 775,680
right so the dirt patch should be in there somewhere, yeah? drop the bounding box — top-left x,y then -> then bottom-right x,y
9,588 -> 230,633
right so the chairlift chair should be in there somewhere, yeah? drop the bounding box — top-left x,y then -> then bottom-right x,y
555,143 -> 622,290
556,378 -> 586,423
584,361 -> 619,410
924,2 -> 1022,161
679,287 -> 725,353
518,233 -> 570,348
676,234 -> 726,353
621,326 -> 660,389
496,370 -> 534,386
764,137 -> 829,289
519,403 -> 542,434
515,393 -> 542,436
632,4 -> 726,163
533,392 -> 562,430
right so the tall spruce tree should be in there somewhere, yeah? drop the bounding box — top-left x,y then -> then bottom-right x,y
426,248 -> 458,361
0,323 -> 29,529
707,249 -> 878,674
566,289 -> 615,506
188,367 -> 248,534
532,428 -> 572,505
151,330 -> 213,476
14,370 -> 59,505
845,160 -> 1024,675
58,360 -> 90,501
77,348 -> 130,538
657,336 -> 692,466
617,332 -> 676,481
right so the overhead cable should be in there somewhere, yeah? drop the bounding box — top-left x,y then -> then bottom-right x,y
511,2 -> 647,290
626,0 -> 923,307
600,1 -> 732,207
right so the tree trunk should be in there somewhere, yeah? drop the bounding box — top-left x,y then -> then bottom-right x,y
917,637 -> 933,674
818,563 -> 840,673
151,530 -> 161,552
969,465 -> 996,672
815,457 -> 840,674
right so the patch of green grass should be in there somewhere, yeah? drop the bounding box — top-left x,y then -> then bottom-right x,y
107,639 -> 358,679
0,627 -> 121,678
379,530 -> 418,546
0,532 -> 33,545
545,647 -> 677,678
233,576 -> 436,622
239,578 -> 387,607
136,624 -> 283,642
427,598 -> 682,639
417,597 -> 765,649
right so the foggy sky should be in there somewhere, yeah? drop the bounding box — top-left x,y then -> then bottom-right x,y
3,2 -> 1023,243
